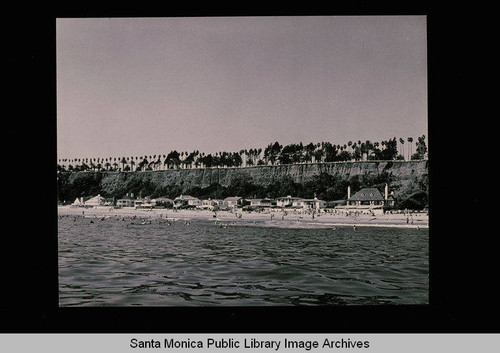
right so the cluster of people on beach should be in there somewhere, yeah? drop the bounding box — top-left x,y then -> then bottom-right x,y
58,201 -> 428,230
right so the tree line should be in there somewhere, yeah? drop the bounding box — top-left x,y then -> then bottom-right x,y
57,135 -> 427,173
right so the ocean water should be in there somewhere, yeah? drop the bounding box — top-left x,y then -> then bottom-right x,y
58,215 -> 428,306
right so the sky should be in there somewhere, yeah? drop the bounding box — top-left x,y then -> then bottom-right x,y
56,16 -> 427,160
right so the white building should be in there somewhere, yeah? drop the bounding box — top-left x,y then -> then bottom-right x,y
174,195 -> 202,208
291,197 -> 327,210
116,196 -> 135,208
200,199 -> 223,210
223,196 -> 242,209
276,196 -> 302,208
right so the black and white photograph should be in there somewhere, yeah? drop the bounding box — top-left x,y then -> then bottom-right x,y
56,16 -> 429,308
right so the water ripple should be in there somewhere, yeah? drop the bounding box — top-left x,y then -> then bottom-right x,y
58,216 -> 428,306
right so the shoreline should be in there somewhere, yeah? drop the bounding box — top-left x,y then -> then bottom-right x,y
57,206 -> 428,229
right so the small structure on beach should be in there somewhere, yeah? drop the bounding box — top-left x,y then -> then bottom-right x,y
223,196 -> 242,210
174,194 -> 202,208
153,197 -> 174,208
347,188 -> 385,206
84,194 -> 106,207
201,198 -> 224,210
247,198 -> 274,208
347,184 -> 395,207
133,198 -> 145,208
292,198 -> 326,210
135,198 -> 155,209
341,184 -> 395,214
275,195 -> 326,210
312,197 -> 327,210
71,197 -> 84,207
276,195 -> 302,208
116,194 -> 135,208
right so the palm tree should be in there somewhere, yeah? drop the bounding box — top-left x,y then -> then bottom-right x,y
407,137 -> 413,160
239,150 -> 245,167
360,143 -> 365,160
241,149 -> 247,166
373,142 -> 380,159
399,138 -> 405,160
156,156 -> 162,170
313,145 -> 324,163
365,140 -> 373,159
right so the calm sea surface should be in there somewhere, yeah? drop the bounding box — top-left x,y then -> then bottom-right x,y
58,215 -> 428,306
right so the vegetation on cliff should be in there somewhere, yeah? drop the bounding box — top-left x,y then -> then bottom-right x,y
57,137 -> 428,209
57,162 -> 429,210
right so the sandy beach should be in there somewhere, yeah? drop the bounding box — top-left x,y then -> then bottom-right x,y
57,206 -> 428,229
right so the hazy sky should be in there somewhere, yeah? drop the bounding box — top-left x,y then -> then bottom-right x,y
57,16 -> 427,159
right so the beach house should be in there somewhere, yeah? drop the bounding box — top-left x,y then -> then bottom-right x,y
246,198 -> 272,208
291,198 -> 310,209
116,194 -> 135,208
200,199 -> 224,210
134,198 -> 152,208
344,184 -> 395,214
132,198 -> 142,208
223,196 -> 242,210
174,195 -> 202,208
347,188 -> 385,206
291,197 -> 327,210
240,198 -> 274,211
153,197 -> 174,208
276,195 -> 302,208
347,184 -> 394,207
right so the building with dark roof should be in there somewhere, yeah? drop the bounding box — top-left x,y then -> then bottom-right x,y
347,187 -> 385,206
342,184 -> 395,214
346,184 -> 395,207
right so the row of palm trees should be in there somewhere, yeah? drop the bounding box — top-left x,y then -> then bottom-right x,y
57,136 -> 427,173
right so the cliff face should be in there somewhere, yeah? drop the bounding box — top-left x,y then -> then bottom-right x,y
71,160 -> 427,197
